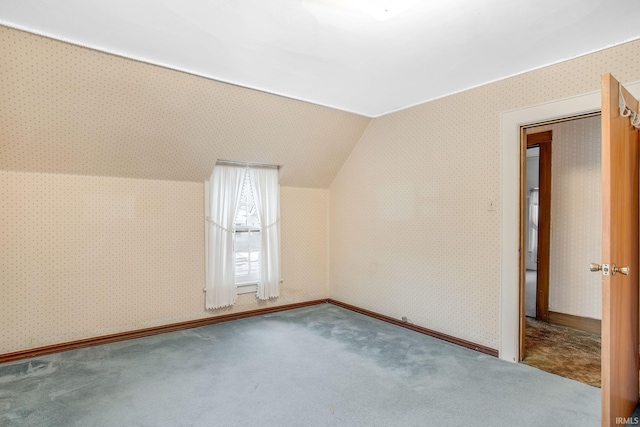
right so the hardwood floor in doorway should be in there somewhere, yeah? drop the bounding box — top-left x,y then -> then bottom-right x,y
522,317 -> 600,388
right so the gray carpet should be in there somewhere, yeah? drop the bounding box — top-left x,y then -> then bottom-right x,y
0,304 -> 599,426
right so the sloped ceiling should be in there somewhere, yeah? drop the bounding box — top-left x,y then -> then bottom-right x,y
1,0 -> 640,117
0,26 -> 370,187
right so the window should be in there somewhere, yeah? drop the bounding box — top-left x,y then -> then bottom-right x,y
234,169 -> 261,286
205,163 -> 280,310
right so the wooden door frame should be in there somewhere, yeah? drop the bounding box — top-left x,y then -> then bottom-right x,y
528,131 -> 552,323
499,81 -> 640,363
519,130 -> 552,359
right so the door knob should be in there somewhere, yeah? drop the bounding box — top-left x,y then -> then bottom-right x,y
590,263 -> 629,275
590,263 -> 611,275
612,264 -> 630,275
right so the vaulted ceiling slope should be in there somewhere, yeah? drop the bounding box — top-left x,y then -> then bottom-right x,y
1,1 -> 640,117
0,26 -> 370,187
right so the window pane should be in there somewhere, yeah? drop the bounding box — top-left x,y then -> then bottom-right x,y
248,230 -> 260,249
234,170 -> 261,228
234,231 -> 250,253
235,251 -> 249,278
234,170 -> 261,284
235,205 -> 247,227
234,230 -> 260,283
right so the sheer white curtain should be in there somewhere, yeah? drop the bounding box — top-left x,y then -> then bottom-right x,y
249,167 -> 281,300
205,165 -> 246,309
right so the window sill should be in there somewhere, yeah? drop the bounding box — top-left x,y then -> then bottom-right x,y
236,283 -> 258,294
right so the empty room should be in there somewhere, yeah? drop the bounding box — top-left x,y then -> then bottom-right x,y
2,1 -> 640,426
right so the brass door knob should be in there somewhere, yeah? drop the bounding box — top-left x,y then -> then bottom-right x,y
590,263 -> 611,275
612,264 -> 630,275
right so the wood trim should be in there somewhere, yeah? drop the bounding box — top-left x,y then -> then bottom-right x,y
519,126 -> 527,360
523,112 -> 601,129
518,127 -> 527,361
536,136 -> 552,323
0,299 -> 328,364
548,311 -> 601,336
527,130 -> 553,147
1,298 -> 499,364
327,299 -> 499,357
519,130 -> 552,360
526,130 -> 552,323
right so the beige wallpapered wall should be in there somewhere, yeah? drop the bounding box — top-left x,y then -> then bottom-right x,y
3,23 -> 640,354
0,25 -> 335,355
0,26 -> 370,188
0,171 -> 328,354
329,40 -> 640,350
527,116 -> 602,320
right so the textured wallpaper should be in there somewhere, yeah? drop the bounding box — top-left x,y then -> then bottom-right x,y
0,25 -> 370,188
329,40 -> 640,349
0,171 -> 328,354
3,23 -> 640,354
528,116 -> 602,320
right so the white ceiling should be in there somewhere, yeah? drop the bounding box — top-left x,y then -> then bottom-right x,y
1,0 -> 640,117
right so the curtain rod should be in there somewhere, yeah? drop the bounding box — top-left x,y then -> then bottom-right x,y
215,159 -> 280,169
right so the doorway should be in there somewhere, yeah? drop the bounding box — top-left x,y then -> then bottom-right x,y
498,80 -> 640,364
499,77 -> 640,425
518,115 -> 602,387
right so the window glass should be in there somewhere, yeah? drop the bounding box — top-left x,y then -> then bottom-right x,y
234,170 -> 261,284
